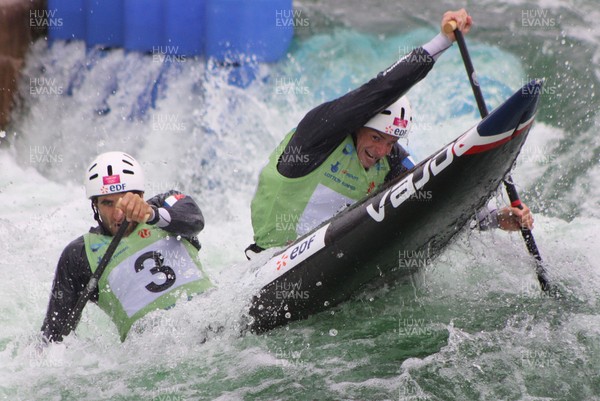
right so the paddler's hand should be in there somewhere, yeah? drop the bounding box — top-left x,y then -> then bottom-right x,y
441,9 -> 473,42
497,203 -> 534,232
116,192 -> 153,224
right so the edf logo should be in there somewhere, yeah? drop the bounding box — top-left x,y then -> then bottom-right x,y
100,183 -> 127,194
289,235 -> 316,260
109,183 -> 126,192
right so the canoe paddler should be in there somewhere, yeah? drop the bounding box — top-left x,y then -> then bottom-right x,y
247,9 -> 532,257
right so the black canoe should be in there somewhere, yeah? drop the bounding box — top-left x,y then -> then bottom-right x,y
248,79 -> 544,333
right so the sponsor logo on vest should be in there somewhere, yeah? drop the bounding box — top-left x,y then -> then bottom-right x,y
367,181 -> 376,194
330,161 -> 340,173
138,228 -> 151,238
342,144 -> 354,155
340,169 -> 359,181
91,242 -> 105,252
323,171 -> 358,191
366,143 -> 454,222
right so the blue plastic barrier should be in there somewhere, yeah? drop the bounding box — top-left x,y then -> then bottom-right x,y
124,0 -> 164,53
204,0 -> 293,63
47,0 -> 85,41
164,0 -> 205,55
85,0 -> 124,47
48,0 -> 293,89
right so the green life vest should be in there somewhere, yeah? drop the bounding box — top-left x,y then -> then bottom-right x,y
83,224 -> 213,341
251,130 -> 390,249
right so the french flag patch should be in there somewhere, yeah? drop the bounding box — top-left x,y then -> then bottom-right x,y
164,193 -> 185,207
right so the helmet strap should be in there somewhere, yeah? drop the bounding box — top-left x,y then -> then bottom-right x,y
91,200 -> 109,233
91,200 -> 100,222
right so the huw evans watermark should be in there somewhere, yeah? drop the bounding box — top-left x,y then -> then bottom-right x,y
152,113 -> 186,131
517,145 -> 557,165
521,9 -> 557,29
398,45 -> 434,63
398,249 -> 432,269
151,387 -> 184,401
275,143 -> 310,163
30,145 -> 63,164
397,317 -> 434,336
275,279 -> 310,300
521,77 -> 557,96
398,380 -> 429,401
275,9 -> 309,28
274,213 -> 313,234
275,76 -> 310,96
30,78 -> 63,96
152,46 -> 187,63
520,349 -> 560,368
273,347 -> 306,368
30,9 -> 63,28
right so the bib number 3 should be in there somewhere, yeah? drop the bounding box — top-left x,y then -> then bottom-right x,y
134,251 -> 176,293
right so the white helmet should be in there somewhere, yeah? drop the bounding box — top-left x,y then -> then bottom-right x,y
84,151 -> 145,199
364,96 -> 412,138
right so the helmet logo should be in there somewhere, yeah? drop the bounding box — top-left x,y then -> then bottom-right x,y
100,183 -> 127,194
102,174 -> 121,185
393,117 -> 409,128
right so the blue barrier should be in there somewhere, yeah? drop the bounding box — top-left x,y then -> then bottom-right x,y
47,0 -> 85,40
48,0 -> 292,60
204,0 -> 293,63
164,0 -> 205,55
124,0 -> 163,53
48,0 -> 293,90
85,0 -> 124,47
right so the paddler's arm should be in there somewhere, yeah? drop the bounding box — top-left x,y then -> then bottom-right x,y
40,237 -> 94,343
473,203 -> 534,231
280,9 -> 470,179
145,190 -> 205,240
281,47 -> 436,179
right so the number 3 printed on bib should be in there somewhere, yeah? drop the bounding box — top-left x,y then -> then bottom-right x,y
108,238 -> 202,317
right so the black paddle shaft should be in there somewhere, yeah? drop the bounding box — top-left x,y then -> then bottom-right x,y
451,27 -> 551,292
59,220 -> 130,340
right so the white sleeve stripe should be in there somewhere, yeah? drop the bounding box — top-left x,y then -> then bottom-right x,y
422,33 -> 453,61
157,207 -> 171,228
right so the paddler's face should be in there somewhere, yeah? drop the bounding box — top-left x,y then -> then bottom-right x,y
356,127 -> 398,169
95,193 -> 138,236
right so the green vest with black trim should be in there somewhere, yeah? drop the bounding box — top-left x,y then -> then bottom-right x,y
251,129 -> 390,249
83,224 -> 213,341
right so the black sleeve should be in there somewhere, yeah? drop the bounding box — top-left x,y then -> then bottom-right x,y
146,190 -> 204,249
278,47 -> 435,178
146,190 -> 204,236
40,236 -> 95,342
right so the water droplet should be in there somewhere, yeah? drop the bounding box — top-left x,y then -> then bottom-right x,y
316,281 -> 322,287
257,304 -> 264,310
336,252 -> 344,258
285,312 -> 291,319
324,301 -> 330,306
329,329 -> 338,336
176,235 -> 181,241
